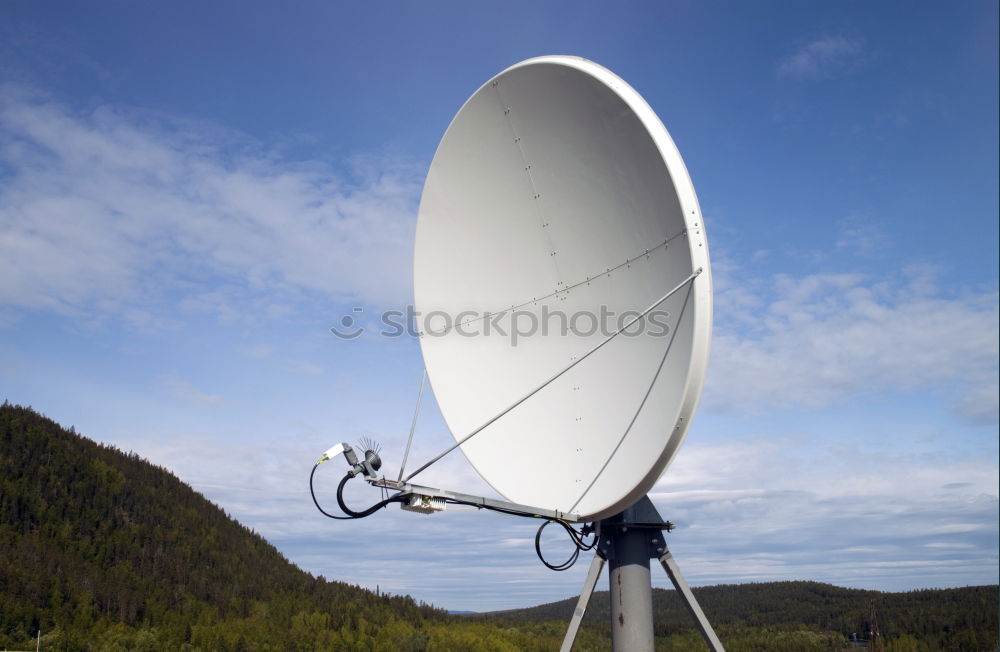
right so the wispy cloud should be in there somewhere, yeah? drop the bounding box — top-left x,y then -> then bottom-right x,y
159,373 -> 221,406
952,382 -> 1000,425
293,360 -> 325,376
778,36 -> 864,80
707,267 -> 999,422
241,344 -> 273,359
835,214 -> 891,255
0,86 -> 421,327
123,400 -> 998,610
652,437 -> 998,588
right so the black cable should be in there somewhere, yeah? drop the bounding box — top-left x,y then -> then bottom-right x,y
534,519 -> 596,571
309,463 -> 406,520
561,521 -> 597,551
309,464 -> 356,520
336,473 -> 406,517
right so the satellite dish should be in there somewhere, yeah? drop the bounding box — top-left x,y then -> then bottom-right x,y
414,55 -> 711,522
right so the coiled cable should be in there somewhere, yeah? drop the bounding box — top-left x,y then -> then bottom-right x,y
535,519 -> 597,571
309,463 -> 405,520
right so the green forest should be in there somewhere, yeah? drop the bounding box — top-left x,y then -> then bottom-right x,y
482,582 -> 998,651
1,404 -> 996,651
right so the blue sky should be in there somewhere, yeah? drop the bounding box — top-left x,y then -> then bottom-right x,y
1,1 -> 997,611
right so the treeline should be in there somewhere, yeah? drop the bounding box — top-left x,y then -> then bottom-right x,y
479,581 -> 997,650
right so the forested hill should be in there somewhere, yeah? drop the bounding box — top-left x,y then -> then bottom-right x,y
480,581 -> 999,650
0,403 -> 572,651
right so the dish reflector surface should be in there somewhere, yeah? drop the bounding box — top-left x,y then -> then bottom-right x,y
414,56 -> 711,521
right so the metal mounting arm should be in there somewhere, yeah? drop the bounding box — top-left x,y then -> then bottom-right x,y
368,476 -> 583,522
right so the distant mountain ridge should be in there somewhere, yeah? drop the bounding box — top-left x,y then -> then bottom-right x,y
478,580 -> 998,646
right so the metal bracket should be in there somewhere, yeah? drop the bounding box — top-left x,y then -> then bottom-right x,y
368,476 -> 583,522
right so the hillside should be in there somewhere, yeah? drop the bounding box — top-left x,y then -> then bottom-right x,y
0,403 -> 577,651
480,581 -> 998,650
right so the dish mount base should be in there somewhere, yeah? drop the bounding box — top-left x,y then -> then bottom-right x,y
560,496 -> 725,652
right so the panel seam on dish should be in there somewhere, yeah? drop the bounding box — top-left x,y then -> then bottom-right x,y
419,229 -> 686,337
491,78 -> 565,286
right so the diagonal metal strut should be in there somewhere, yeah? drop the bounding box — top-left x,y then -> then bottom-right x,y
559,553 -> 606,652
403,268 -> 702,483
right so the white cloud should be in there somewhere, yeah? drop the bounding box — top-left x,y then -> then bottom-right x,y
115,396 -> 998,610
778,36 -> 864,80
159,373 -> 221,406
951,382 -> 1000,424
0,86 -> 420,325
115,421 -> 574,610
707,267 -> 999,422
293,360 -> 325,376
651,437 -> 998,588
835,214 -> 890,255
241,344 -> 273,359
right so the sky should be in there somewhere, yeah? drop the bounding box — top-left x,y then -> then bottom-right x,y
1,1 -> 997,612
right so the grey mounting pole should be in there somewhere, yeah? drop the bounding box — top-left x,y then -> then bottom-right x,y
608,524 -> 655,650
560,496 -> 725,652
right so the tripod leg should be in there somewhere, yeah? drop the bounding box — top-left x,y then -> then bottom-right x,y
658,548 -> 725,651
560,554 -> 606,652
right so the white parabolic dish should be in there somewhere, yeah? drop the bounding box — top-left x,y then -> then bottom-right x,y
414,56 -> 712,521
